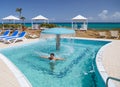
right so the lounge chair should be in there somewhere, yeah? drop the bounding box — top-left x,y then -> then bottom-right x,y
110,31 -> 119,39
32,24 -> 39,29
0,30 -> 10,38
4,31 -> 26,44
80,24 -> 87,31
0,30 -> 19,41
28,34 -> 39,39
98,32 -> 107,38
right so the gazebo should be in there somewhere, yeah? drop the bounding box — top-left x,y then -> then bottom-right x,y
2,15 -> 20,29
72,15 -> 88,30
31,15 -> 49,29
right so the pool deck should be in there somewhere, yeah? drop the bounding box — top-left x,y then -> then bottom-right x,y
0,38 -> 39,87
102,40 -> 120,87
0,38 -> 120,87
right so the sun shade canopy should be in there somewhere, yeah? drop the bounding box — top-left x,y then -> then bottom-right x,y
72,15 -> 87,21
32,15 -> 48,20
2,15 -> 20,20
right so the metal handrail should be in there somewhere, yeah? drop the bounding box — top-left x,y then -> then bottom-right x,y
106,77 -> 120,87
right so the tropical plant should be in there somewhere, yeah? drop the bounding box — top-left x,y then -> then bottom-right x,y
40,23 -> 57,28
16,8 -> 26,28
16,8 -> 22,18
20,16 -> 25,20
20,16 -> 26,25
0,24 -> 2,28
3,24 -> 21,29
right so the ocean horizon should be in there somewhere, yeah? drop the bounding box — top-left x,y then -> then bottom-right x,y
0,22 -> 120,30
26,22 -> 120,30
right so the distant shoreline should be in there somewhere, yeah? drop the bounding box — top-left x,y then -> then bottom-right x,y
0,22 -> 120,30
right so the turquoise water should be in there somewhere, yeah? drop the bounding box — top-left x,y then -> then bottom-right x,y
23,22 -> 120,30
0,38 -> 110,87
1,22 -> 120,30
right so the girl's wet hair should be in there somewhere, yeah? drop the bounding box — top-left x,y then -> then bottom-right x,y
50,53 -> 54,56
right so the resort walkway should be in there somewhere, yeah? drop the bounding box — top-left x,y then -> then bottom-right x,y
0,58 -> 21,87
0,38 -> 39,87
102,40 -> 120,87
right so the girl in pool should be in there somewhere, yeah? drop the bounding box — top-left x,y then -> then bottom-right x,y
40,53 -> 64,61
40,53 -> 64,71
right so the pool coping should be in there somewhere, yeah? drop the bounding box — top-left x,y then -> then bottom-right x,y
96,42 -> 116,87
0,53 -> 32,87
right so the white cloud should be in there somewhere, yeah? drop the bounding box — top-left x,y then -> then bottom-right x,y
112,12 -> 120,19
88,17 -> 94,20
98,10 -> 108,20
87,10 -> 120,22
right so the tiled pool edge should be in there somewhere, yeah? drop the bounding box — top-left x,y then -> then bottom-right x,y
96,42 -> 116,87
0,53 -> 32,87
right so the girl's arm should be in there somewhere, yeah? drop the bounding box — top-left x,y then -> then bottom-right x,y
40,56 -> 48,59
56,58 -> 65,60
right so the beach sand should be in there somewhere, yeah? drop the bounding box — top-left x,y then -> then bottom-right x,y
75,29 -> 120,39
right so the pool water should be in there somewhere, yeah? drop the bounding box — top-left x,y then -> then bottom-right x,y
0,38 -> 110,87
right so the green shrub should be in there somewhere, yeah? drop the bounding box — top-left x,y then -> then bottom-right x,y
0,24 -> 2,28
40,23 -> 57,28
2,24 -> 21,29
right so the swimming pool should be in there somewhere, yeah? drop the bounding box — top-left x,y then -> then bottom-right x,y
0,38 -> 110,87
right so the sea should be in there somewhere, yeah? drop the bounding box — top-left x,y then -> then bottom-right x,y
1,22 -> 120,30
25,22 -> 120,30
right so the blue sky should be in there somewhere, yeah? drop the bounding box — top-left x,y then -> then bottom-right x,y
0,0 -> 120,22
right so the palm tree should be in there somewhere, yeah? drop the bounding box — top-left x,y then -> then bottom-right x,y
20,16 -> 26,25
16,8 -> 22,18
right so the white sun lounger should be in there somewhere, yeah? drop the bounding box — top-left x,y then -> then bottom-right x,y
110,31 -> 119,39
80,24 -> 87,31
98,32 -> 107,38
